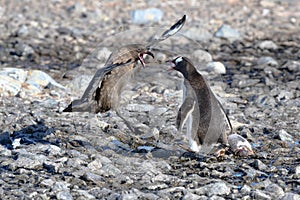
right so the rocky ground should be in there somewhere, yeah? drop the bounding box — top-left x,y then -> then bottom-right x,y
0,0 -> 300,199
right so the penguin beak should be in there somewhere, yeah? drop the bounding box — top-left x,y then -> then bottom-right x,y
138,51 -> 154,67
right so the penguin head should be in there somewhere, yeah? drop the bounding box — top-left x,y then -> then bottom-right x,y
170,56 -> 193,79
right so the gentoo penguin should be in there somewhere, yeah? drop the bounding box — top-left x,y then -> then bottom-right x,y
170,56 -> 232,153
63,15 -> 186,114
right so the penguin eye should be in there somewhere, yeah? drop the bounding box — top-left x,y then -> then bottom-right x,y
174,56 -> 183,64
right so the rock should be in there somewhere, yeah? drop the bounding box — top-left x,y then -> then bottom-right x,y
0,131 -> 12,145
83,172 -> 104,185
277,129 -> 294,143
258,40 -> 278,50
192,49 -> 213,64
0,68 -> 28,82
207,61 -> 226,74
96,47 -> 112,63
240,185 -> 251,194
183,27 -> 213,42
101,164 -> 121,177
252,190 -> 271,200
0,75 -> 23,96
182,191 -> 205,200
17,24 -> 29,37
282,60 -> 300,72
265,183 -> 284,197
295,166 -> 300,175
87,159 -> 103,171
126,104 -> 155,112
130,8 -> 163,24
15,43 -> 35,56
251,160 -> 267,171
207,182 -> 231,196
56,191 -> 73,200
281,193 -> 300,200
67,74 -> 93,94
214,24 -> 242,41
257,56 -> 278,67
26,70 -> 66,90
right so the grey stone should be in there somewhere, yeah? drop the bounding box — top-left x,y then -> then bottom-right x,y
240,185 -> 251,194
126,103 -> 155,112
207,61 -> 226,74
215,24 -> 242,41
258,40 -> 278,50
74,190 -> 95,199
192,49 -> 213,64
0,75 -> 23,96
40,179 -> 55,187
17,24 -> 29,37
0,68 -> 28,82
26,70 -> 66,89
265,183 -> 284,197
56,191 -> 73,200
252,190 -> 271,200
207,182 -> 231,196
278,129 -> 294,143
183,27 -> 213,42
83,172 -> 104,185
257,56 -> 278,67
0,131 -> 12,145
295,166 -> 300,175
131,8 -> 163,24
87,159 -> 103,171
96,47 -> 112,63
183,191 -> 206,200
101,164 -> 121,177
52,181 -> 71,192
251,159 -> 267,171
67,75 -> 92,94
283,60 -> 300,72
281,193 -> 300,200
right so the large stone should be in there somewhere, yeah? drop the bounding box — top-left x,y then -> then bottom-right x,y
131,8 -> 163,24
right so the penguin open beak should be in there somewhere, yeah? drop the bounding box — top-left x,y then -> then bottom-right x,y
138,51 -> 154,67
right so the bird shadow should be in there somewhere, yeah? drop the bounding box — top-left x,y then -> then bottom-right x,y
0,122 -> 58,150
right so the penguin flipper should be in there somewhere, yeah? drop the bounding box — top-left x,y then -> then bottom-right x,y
176,97 -> 196,132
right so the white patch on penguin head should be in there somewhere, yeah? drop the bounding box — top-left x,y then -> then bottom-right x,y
174,56 -> 183,64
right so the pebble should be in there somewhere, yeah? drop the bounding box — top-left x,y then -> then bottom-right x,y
295,166 -> 300,175
252,190 -> 271,200
67,75 -> 93,94
257,56 -> 278,67
265,183 -> 284,197
0,68 -> 65,96
183,27 -> 213,42
26,70 -> 66,89
17,24 -> 29,37
207,182 -> 231,196
207,61 -> 226,74
0,131 -> 12,145
126,103 -> 155,112
251,160 -> 267,171
277,129 -> 294,143
214,24 -> 242,41
56,191 -> 73,200
282,60 -> 300,72
258,40 -> 278,50
0,75 -> 23,96
192,49 -> 213,64
281,193 -> 300,200
130,8 -> 163,24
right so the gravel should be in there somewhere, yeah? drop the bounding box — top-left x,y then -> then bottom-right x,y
0,0 -> 299,199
